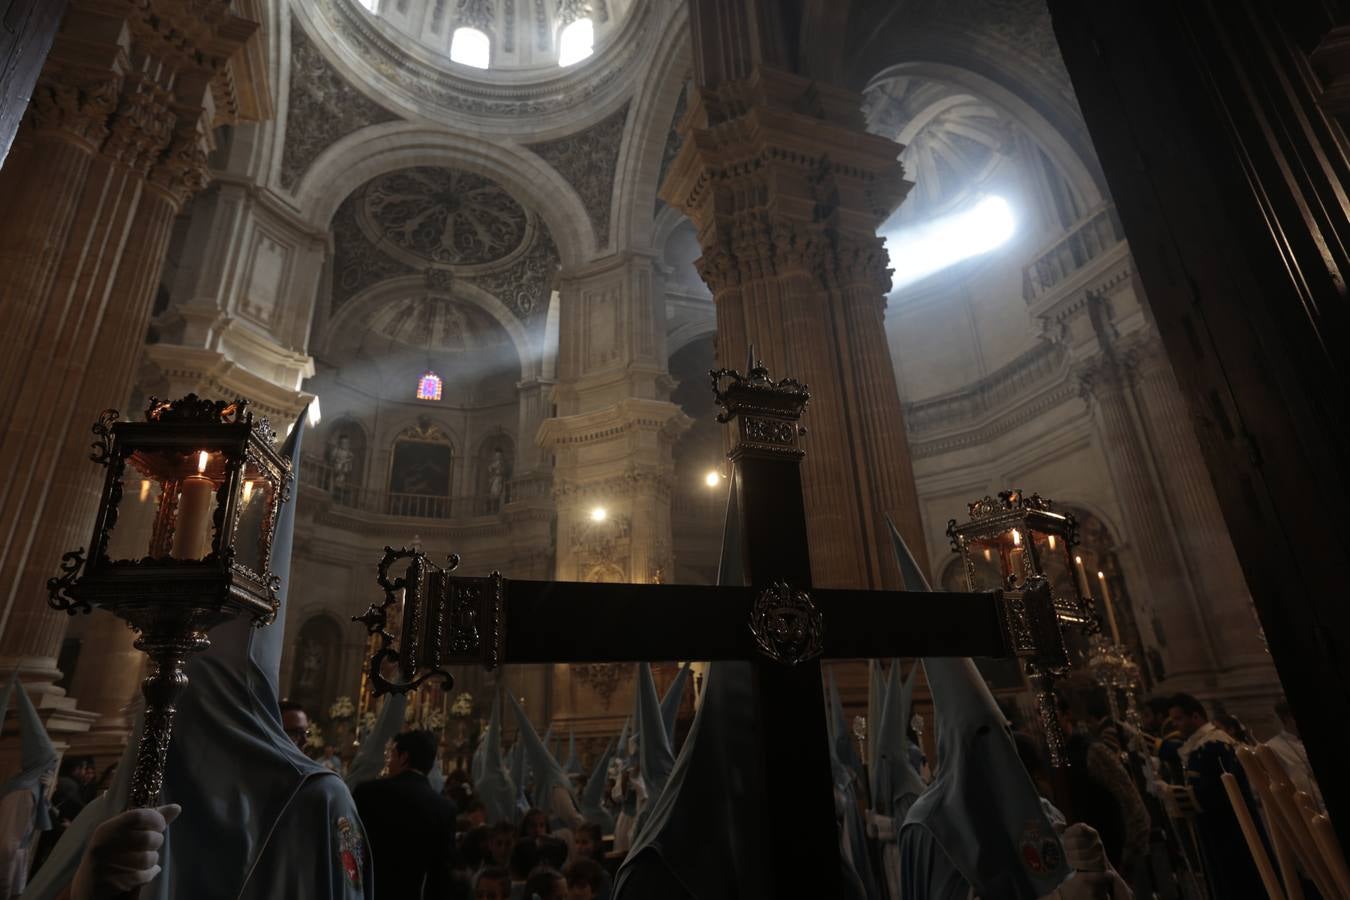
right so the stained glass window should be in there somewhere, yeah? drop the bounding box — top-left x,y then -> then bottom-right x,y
416,372 -> 443,401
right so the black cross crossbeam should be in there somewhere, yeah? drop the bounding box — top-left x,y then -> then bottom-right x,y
496,580 -> 1009,663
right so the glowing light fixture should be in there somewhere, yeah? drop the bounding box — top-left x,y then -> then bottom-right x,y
704,470 -> 722,488
450,27 -> 490,69
416,372 -> 443,401
356,0 -> 379,10
307,396 -> 322,427
557,18 -> 594,67
590,506 -> 607,523
884,195 -> 1016,291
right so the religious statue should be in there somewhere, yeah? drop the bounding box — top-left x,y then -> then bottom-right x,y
327,432 -> 355,502
486,449 -> 506,512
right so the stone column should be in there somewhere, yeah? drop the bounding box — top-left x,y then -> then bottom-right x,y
661,65 -> 927,589
0,0 -> 268,758
1130,334 -> 1277,717
1077,347 -> 1218,685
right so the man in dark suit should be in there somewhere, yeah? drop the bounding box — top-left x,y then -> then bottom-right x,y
353,730 -> 460,899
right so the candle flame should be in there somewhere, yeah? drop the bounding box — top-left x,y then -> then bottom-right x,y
1075,555 -> 1083,564
197,451 -> 209,474
1047,534 -> 1057,550
139,480 -> 151,502
1097,571 -> 1107,580
1011,529 -> 1022,546
983,547 -> 992,561
242,481 -> 253,504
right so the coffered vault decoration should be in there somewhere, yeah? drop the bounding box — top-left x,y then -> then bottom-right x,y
330,166 -> 560,320
525,101 -> 628,247
282,21 -> 400,189
359,167 -> 531,267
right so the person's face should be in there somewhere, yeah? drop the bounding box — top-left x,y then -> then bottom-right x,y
488,832 -> 512,864
387,748 -> 410,776
1169,706 -> 1202,740
476,877 -> 509,900
574,831 -> 595,859
468,807 -> 487,826
567,881 -> 595,900
281,708 -> 310,750
525,812 -> 548,838
1140,707 -> 1158,732
76,762 -> 96,785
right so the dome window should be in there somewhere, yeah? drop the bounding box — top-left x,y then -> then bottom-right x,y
356,0 -> 379,11
450,27 -> 491,69
557,17 -> 594,67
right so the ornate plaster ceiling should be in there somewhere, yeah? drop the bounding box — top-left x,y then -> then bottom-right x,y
358,167 -> 531,267
364,295 -> 512,352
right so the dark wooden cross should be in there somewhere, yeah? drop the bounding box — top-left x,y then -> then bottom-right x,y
354,358 -> 1075,898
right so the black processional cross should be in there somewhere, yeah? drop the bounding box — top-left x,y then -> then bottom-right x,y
353,357 -> 1077,898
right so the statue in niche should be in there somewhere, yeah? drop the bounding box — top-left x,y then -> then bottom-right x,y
486,449 -> 506,512
297,639 -> 323,689
329,434 -> 354,488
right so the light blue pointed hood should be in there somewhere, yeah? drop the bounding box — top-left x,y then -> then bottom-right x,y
659,663 -> 691,743
474,689 -> 518,824
874,658 -> 925,822
563,727 -> 584,777
614,486 -> 774,898
889,517 -> 1069,897
345,694 -> 408,790
633,662 -> 674,801
507,692 -> 578,827
2,671 -> 59,837
827,669 -> 880,900
868,660 -> 885,777
578,737 -> 616,832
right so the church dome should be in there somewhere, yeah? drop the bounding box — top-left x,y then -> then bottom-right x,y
347,0 -> 638,75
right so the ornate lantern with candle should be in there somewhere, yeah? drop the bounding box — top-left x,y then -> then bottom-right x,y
947,489 -> 1095,764
46,395 -> 292,808
946,489 -> 1095,632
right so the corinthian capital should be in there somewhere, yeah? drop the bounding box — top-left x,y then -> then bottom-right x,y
101,72 -> 177,174
1076,350 -> 1140,404
27,71 -> 123,151
148,116 -> 211,207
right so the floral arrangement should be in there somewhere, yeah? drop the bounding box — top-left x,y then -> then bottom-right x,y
426,710 -> 447,730
329,696 -> 355,720
306,722 -> 325,751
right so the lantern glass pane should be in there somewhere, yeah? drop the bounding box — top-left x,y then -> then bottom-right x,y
1032,530 -> 1075,601
962,537 -> 1006,591
233,458 -> 275,576
104,477 -> 163,561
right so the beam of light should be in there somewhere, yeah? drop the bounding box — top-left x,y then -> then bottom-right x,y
884,195 -> 1016,292
450,27 -> 490,69
590,506 -> 607,522
557,18 -> 594,67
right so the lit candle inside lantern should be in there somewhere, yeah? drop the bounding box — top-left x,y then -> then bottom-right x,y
1047,534 -> 1057,551
1097,570 -> 1122,643
241,480 -> 254,505
172,451 -> 214,559
1009,529 -> 1025,583
1074,555 -> 1091,598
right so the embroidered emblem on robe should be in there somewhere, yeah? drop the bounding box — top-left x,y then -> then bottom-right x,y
337,815 -> 364,886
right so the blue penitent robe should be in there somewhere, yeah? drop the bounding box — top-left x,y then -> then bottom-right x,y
1179,724 -> 1269,900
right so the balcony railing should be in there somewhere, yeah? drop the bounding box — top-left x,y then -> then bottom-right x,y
299,454 -> 532,520
1023,204 -> 1125,303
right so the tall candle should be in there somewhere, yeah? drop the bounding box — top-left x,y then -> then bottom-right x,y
1008,530 -> 1025,584
1074,555 -> 1091,598
172,451 -> 214,559
1097,570 -> 1121,643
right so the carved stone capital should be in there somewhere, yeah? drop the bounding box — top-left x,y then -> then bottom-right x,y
148,116 -> 212,207
27,69 -> 124,151
101,73 -> 177,175
1075,350 -> 1140,405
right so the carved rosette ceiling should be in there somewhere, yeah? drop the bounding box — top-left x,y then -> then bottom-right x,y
330,165 -> 559,322
525,102 -> 628,247
282,21 -> 400,189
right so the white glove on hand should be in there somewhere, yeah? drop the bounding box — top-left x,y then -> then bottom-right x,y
1040,823 -> 1131,900
71,804 -> 181,900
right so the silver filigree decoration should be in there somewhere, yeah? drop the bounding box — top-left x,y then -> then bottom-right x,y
749,581 -> 823,666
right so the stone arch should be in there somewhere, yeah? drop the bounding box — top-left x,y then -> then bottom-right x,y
292,121 -> 593,267
319,276 -> 532,382
864,60 -> 1105,213
610,5 -> 692,252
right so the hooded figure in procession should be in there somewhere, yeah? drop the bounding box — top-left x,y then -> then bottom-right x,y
506,693 -> 581,831
24,412 -> 376,900
0,673 -> 59,898
887,519 -> 1131,900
